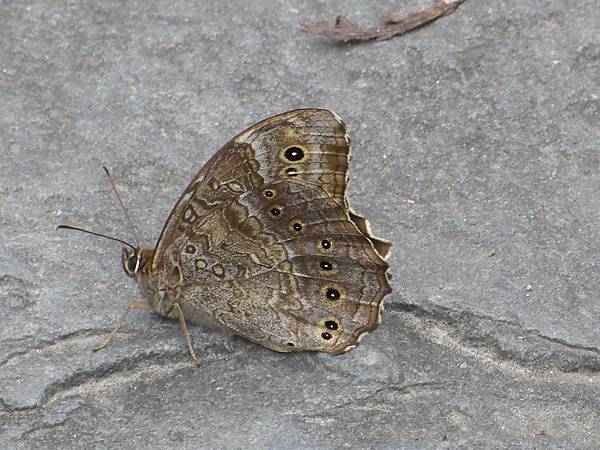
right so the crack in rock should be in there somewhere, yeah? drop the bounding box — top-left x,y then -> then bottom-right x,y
297,382 -> 444,420
39,352 -> 182,406
15,396 -> 86,442
387,302 -> 600,373
0,328 -> 112,367
0,332 -> 189,411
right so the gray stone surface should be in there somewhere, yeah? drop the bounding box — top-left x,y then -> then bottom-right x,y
1,0 -> 599,448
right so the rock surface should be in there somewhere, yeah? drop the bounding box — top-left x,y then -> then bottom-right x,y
1,0 -> 599,448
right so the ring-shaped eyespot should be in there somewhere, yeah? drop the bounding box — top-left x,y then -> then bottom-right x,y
284,167 -> 298,177
290,221 -> 303,232
318,239 -> 333,251
270,206 -> 282,217
320,261 -> 333,271
212,264 -> 225,278
194,258 -> 207,271
326,288 -> 340,300
263,189 -> 276,199
324,320 -> 339,330
315,316 -> 342,342
281,145 -> 306,162
321,285 -> 345,302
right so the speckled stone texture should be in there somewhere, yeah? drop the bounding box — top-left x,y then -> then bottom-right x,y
1,1 -> 599,448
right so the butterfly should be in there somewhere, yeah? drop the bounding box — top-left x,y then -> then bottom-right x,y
60,109 -> 391,365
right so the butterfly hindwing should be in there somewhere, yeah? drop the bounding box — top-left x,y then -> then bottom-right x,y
151,109 -> 391,353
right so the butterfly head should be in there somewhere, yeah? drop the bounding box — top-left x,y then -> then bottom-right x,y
121,247 -> 154,278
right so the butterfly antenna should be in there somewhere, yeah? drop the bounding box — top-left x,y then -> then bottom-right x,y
56,225 -> 136,250
102,166 -> 140,248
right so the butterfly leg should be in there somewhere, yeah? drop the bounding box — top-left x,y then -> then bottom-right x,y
171,302 -> 202,367
93,303 -> 152,352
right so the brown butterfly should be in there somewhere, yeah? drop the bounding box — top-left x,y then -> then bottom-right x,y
60,109 -> 391,365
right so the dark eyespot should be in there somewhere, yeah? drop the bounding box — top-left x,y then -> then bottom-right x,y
286,342 -> 295,347
285,167 -> 298,177
293,222 -> 302,231
321,239 -> 331,249
321,332 -> 332,340
271,207 -> 281,216
284,146 -> 305,161
264,190 -> 274,198
325,288 -> 341,301
184,244 -> 196,254
325,320 -> 338,330
320,261 -> 333,271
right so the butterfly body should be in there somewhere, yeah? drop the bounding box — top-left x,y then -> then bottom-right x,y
118,109 -> 390,357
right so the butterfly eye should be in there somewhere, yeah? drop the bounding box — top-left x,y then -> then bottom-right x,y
123,254 -> 139,275
121,248 -> 139,276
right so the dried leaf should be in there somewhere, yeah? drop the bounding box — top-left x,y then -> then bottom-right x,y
300,0 -> 467,43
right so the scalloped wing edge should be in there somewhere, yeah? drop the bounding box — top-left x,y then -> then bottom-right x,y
328,208 -> 391,354
348,208 -> 392,260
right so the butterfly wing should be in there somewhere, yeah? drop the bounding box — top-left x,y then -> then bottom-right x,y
152,109 -> 391,353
